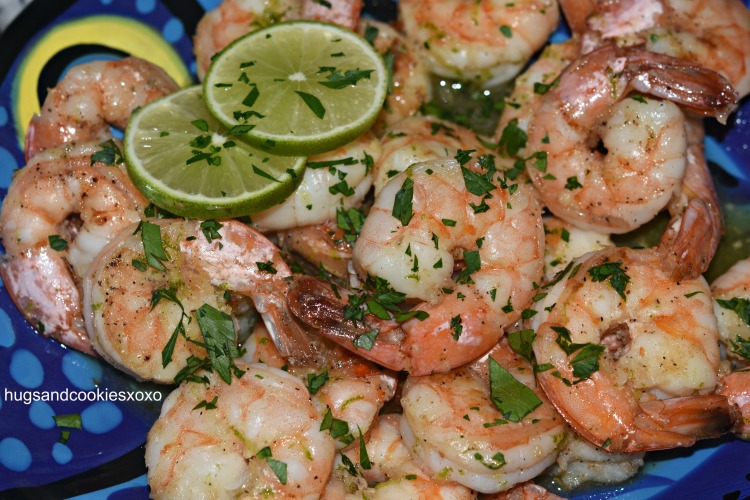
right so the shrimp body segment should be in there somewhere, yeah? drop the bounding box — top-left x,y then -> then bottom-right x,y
526,44 -> 737,234
373,116 -> 493,195
25,57 -> 179,159
251,132 -> 381,232
83,219 -> 319,382
146,363 -> 336,499
530,246 -> 731,452
399,340 -> 567,493
398,0 -> 560,87
0,143 -> 148,354
290,157 -> 545,376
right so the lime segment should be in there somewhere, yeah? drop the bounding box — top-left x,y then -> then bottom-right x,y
203,21 -> 388,156
124,85 -> 306,219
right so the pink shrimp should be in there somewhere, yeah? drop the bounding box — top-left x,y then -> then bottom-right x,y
25,56 -> 178,160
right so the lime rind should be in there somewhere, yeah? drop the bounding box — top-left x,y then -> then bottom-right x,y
203,21 -> 388,156
124,85 -> 307,219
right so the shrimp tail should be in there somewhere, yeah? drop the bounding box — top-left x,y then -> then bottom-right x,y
287,275 -> 410,372
637,394 -> 733,444
658,119 -> 723,281
620,46 -> 739,123
1,249 -> 95,355
558,0 -> 598,36
256,285 -> 328,366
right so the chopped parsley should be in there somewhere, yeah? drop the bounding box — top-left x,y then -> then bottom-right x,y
588,261 -> 630,301
716,297 -> 750,327
91,139 -> 124,165
193,395 -> 218,411
392,177 -> 415,225
489,357 -> 542,422
48,235 -> 68,251
307,370 -> 329,394
195,304 -> 245,384
200,220 -> 223,243
296,91 -> 325,119
136,220 -> 169,271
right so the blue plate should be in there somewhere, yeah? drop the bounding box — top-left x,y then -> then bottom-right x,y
0,0 -> 748,498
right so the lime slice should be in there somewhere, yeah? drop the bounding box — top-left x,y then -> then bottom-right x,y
124,85 -> 306,219
203,21 -> 388,156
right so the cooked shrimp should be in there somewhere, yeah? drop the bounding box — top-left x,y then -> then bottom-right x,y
0,142 -> 148,354
373,115 -> 493,195
25,57 -> 178,160
251,132 -> 380,232
710,255 -> 750,365
278,219 -> 356,280
657,118 -> 724,280
326,413 -> 475,499
193,0 -> 363,80
717,370 -> 750,439
398,0 -> 560,87
526,44 -> 737,235
83,218 -> 320,383
243,322 -> 398,448
552,431 -> 644,490
542,215 -> 612,280
399,339 -> 567,493
193,0 -> 303,80
357,19 -> 433,136
146,362 -> 336,499
493,39 -> 579,155
530,245 -> 732,452
571,0 -> 750,98
289,157 -> 545,375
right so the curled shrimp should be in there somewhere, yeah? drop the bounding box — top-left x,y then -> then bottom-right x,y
0,142 -> 148,354
251,132 -> 381,232
289,157 -> 545,375
530,245 -> 732,452
357,19 -> 433,136
326,413 -> 476,499
242,322 -> 398,448
25,57 -> 179,160
398,0 -> 560,87
146,362 -> 336,498
567,0 -> 750,98
399,339 -> 568,494
83,218 -> 320,382
373,115 -> 493,195
193,0 -> 363,80
526,44 -> 737,235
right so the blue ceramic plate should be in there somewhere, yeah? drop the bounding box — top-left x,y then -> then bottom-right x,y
0,0 -> 748,498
